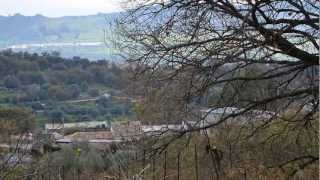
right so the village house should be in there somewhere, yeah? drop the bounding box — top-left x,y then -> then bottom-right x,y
63,131 -> 113,142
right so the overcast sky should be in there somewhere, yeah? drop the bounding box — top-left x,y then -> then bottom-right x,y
0,0 -> 123,17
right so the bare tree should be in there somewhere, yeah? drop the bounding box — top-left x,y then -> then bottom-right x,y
0,108 -> 35,180
116,0 -> 319,178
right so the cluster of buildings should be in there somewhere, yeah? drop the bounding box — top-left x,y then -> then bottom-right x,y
0,106 -> 277,164
44,107 -> 277,145
45,120 -> 179,145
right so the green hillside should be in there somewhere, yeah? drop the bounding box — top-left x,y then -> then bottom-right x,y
0,50 -> 132,127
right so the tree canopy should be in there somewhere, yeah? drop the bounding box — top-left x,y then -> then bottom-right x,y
117,0 -> 319,176
118,0 -> 319,128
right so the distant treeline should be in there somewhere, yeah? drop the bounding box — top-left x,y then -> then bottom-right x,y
0,50 -> 126,100
0,50 -> 132,125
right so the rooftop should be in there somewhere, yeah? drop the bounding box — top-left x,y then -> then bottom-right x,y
63,131 -> 113,141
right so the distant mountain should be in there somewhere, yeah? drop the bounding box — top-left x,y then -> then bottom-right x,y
0,13 -> 120,60
0,13 -> 118,45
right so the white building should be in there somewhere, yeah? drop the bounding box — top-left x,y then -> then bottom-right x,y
182,107 -> 277,135
200,107 -> 276,125
141,124 -> 183,135
45,121 -> 109,132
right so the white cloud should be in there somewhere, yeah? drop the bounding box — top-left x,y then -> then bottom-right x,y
0,0 -> 123,17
